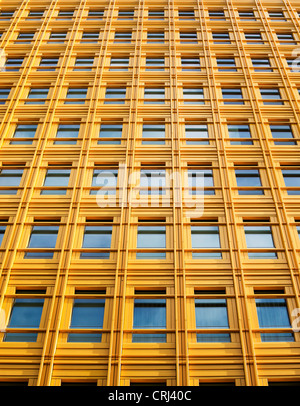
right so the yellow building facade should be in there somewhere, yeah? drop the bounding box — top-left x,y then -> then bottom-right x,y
0,0 -> 300,387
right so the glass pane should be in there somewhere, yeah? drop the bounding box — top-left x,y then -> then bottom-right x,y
25,226 -> 59,258
142,125 -> 165,145
67,333 -> 102,343
235,169 -> 263,195
132,334 -> 166,343
195,298 -> 229,328
54,125 -> 80,145
98,124 -> 122,144
11,124 -> 37,144
255,298 -> 291,328
140,170 -> 166,195
41,169 -> 71,194
188,169 -> 214,195
70,299 -> 105,328
90,169 -> 118,195
197,333 -> 231,343
191,226 -> 221,258
0,169 -> 23,193
228,125 -> 252,145
133,299 -> 166,328
27,226 -> 59,249
4,332 -> 38,342
136,226 -> 166,258
185,124 -> 209,145
80,226 -> 112,259
7,299 -> 44,328
261,333 -> 294,342
244,226 -> 274,248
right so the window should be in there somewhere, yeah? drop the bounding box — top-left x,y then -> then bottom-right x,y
281,166 -> 300,195
39,57 -> 59,71
10,124 -> 37,145
0,164 -> 24,194
269,124 -> 296,145
48,32 -> 67,43
140,164 -> 166,195
251,58 -> 272,72
25,219 -> 60,259
142,123 -> 165,145
104,88 -> 126,104
0,219 -> 8,246
65,88 -> 87,104
87,10 -> 104,19
216,58 -> 237,72
234,164 -> 263,195
178,10 -> 195,20
74,58 -> 94,71
276,33 -> 296,45
110,57 -> 129,71
41,164 -> 71,195
16,32 -> 35,43
268,11 -> 286,20
3,289 -> 46,342
114,31 -> 132,43
260,88 -> 283,105
187,164 -> 215,195
243,220 -> 277,259
191,220 -> 222,259
180,32 -> 198,43
254,289 -> 294,342
239,10 -> 256,20
98,123 -> 123,144
183,88 -> 204,104
244,32 -> 263,44
222,88 -> 244,104
136,220 -> 166,259
286,58 -> 299,72
227,124 -> 253,145
185,123 -> 209,145
296,220 -> 300,240
90,165 -> 118,195
146,57 -> 165,71
195,289 -> 231,343
148,10 -> 164,20
5,58 -> 23,71
147,32 -> 164,43
181,57 -> 201,71
81,32 -> 99,43
144,87 -> 165,104
27,10 -> 44,19
54,124 -> 80,145
80,220 -> 113,259
132,290 -> 166,343
212,32 -> 231,44
67,290 -> 106,343
57,10 -> 74,19
118,9 -> 134,19
209,10 -> 225,20
0,89 -> 11,104
0,10 -> 15,19
25,88 -> 49,104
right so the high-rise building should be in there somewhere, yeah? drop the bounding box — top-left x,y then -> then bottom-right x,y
0,0 -> 300,387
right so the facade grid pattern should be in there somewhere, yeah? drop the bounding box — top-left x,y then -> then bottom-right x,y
0,0 -> 299,386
